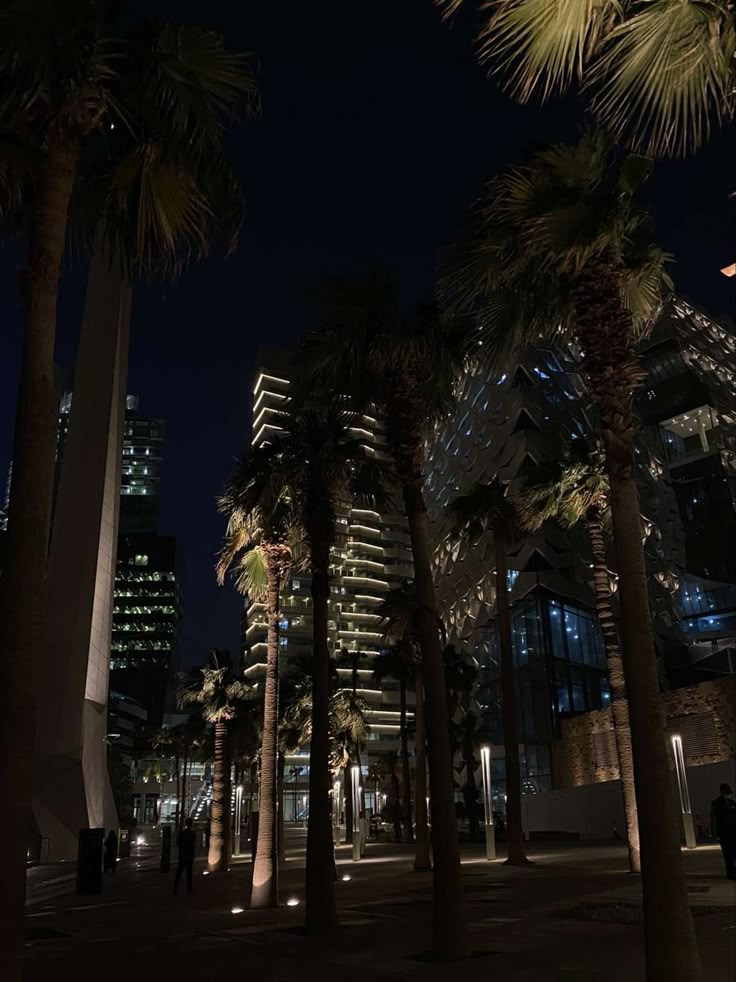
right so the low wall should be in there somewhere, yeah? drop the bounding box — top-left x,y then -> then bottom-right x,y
554,676 -> 736,788
525,759 -> 736,840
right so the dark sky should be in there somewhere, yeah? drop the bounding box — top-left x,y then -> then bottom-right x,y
0,0 -> 733,670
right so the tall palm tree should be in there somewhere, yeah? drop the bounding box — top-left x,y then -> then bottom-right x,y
217,487 -> 299,909
241,401 -> 383,933
0,7 -> 256,967
177,653 -> 252,872
448,480 -> 528,865
377,582 -> 432,870
305,273 -> 470,959
373,649 -> 415,844
437,0 -> 735,157
441,130 -> 699,981
518,442 -> 641,872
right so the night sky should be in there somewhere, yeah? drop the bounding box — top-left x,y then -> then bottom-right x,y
0,1 -> 733,671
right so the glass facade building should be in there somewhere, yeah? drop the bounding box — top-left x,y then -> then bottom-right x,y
110,534 -> 180,724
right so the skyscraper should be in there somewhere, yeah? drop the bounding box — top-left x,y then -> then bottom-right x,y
244,350 -> 415,761
110,534 -> 179,724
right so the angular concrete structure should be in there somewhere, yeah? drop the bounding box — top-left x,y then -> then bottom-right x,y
34,253 -> 131,860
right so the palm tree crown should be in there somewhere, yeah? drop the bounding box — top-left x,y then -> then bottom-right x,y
177,652 -> 252,723
437,0 -> 735,157
518,442 -> 610,533
441,131 -> 669,369
0,2 -> 258,274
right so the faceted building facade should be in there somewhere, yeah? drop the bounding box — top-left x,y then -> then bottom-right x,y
425,345 -> 609,795
638,298 -> 736,682
424,297 -> 735,799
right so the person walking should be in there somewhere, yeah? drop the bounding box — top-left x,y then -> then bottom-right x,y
174,818 -> 196,893
103,830 -> 118,873
710,783 -> 736,880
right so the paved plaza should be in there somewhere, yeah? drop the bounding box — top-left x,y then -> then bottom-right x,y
23,832 -> 736,981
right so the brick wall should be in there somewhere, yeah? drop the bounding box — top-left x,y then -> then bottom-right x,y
554,676 -> 736,788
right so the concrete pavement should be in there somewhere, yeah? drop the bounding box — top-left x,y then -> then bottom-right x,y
23,831 -> 736,981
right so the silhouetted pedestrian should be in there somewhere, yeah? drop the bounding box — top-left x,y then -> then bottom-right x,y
174,818 -> 196,893
103,830 -> 118,872
711,783 -> 736,880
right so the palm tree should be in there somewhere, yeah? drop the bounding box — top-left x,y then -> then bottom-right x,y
240,401 -> 383,933
373,650 -> 415,844
305,272 -> 470,959
441,130 -> 699,980
437,0 -> 734,157
217,483 -> 299,909
0,7 -> 256,967
518,442 -> 641,872
448,480 -> 528,865
177,653 -> 252,872
376,582 -> 433,870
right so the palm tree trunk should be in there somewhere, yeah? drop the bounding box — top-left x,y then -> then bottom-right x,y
305,542 -> 337,932
208,720 -> 229,871
0,142 -> 80,982
573,259 -> 700,981
399,675 -> 414,842
251,556 -> 282,908
403,479 -> 469,960
586,514 -> 640,873
277,752 -> 286,863
494,534 -> 527,865
413,668 -> 431,871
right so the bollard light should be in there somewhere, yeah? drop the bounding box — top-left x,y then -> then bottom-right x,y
671,734 -> 697,849
480,745 -> 496,861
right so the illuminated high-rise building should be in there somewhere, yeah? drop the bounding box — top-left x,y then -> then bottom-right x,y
244,350 -> 415,761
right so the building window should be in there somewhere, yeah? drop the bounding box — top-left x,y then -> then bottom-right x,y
133,554 -> 148,567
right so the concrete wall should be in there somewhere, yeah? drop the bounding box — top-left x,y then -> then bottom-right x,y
526,759 -> 736,840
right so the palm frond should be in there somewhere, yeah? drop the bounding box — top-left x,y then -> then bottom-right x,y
479,0 -> 623,103
588,0 -> 736,157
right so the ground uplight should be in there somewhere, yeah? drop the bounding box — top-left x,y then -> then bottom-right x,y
342,874 -> 351,882
231,907 -> 244,915
286,897 -> 300,907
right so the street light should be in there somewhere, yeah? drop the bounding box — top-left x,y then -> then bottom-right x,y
670,734 -> 697,849
350,764 -> 361,862
480,745 -> 496,861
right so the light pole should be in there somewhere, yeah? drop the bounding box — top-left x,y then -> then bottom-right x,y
351,764 -> 361,862
234,784 -> 243,856
480,745 -> 496,861
670,734 -> 697,849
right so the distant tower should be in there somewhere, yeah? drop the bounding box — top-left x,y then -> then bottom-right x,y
33,252 -> 130,859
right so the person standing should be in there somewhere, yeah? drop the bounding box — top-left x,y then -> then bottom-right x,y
710,783 -> 736,880
174,818 -> 196,893
103,830 -> 118,873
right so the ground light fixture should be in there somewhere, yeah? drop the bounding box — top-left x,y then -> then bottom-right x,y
286,897 -> 300,907
230,907 -> 244,915
480,745 -> 496,861
342,874 -> 351,882
670,734 -> 697,849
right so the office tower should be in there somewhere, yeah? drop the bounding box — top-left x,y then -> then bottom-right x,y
244,350 -> 415,760
110,534 -> 180,725
119,395 -> 164,535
